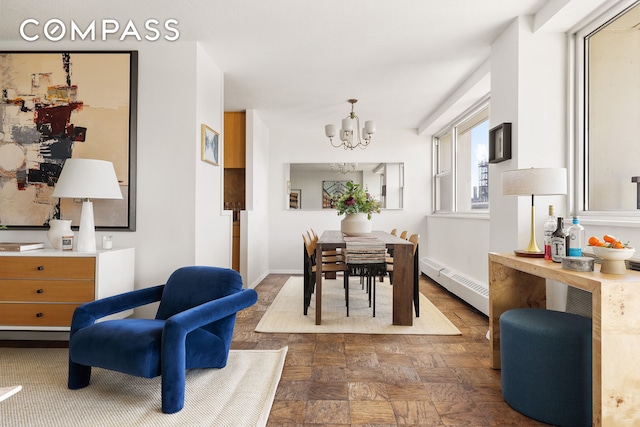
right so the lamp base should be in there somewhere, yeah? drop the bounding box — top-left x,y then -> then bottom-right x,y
514,250 -> 545,258
77,200 -> 97,253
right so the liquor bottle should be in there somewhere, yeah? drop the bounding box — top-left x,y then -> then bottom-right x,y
543,205 -> 556,260
551,217 -> 566,263
567,216 -> 585,257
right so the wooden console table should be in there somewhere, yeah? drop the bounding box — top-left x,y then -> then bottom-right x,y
316,230 -> 414,326
489,252 -> 640,426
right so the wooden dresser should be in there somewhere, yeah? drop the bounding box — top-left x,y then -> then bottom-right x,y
0,248 -> 135,331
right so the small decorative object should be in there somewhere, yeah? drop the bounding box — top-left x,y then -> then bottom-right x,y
562,256 -> 594,272
588,234 -> 635,274
334,181 -> 381,236
592,246 -> 635,274
102,235 -> 113,250
47,219 -> 73,250
61,235 -> 73,251
489,123 -> 512,163
201,124 -> 219,166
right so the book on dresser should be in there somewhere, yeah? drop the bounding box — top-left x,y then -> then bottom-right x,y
0,242 -> 45,252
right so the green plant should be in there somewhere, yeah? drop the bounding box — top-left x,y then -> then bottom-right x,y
333,181 -> 381,219
0,225 -> 6,230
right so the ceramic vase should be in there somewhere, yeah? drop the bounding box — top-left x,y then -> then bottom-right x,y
47,219 -> 73,249
340,212 -> 372,236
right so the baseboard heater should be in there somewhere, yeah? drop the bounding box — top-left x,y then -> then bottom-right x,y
420,257 -> 489,316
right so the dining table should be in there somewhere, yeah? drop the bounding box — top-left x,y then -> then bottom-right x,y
315,230 -> 415,326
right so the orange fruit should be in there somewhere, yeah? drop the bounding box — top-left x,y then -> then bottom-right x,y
614,241 -> 625,249
588,236 -> 600,246
603,234 -> 617,243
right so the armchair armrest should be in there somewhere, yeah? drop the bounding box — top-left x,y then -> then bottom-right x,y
70,285 -> 165,334
165,288 -> 258,335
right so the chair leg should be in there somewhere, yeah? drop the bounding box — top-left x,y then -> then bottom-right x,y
345,270 -> 350,317
68,359 -> 91,389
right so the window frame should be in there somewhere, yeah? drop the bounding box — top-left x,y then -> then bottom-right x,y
573,0 -> 640,227
432,96 -> 490,216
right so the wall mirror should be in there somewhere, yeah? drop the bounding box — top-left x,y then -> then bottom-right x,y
288,162 -> 404,210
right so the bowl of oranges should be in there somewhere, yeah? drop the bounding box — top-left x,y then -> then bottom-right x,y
588,235 -> 634,274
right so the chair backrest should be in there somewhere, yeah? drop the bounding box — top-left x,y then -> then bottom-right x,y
303,233 -> 316,262
155,266 -> 244,321
408,234 -> 419,255
390,229 -> 397,236
399,230 -> 408,240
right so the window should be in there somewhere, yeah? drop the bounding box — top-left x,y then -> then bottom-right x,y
433,102 -> 489,213
578,0 -> 640,213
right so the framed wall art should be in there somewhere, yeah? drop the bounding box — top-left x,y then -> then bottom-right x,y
489,122 -> 512,163
289,189 -> 301,209
201,124 -> 219,166
322,180 -> 348,209
0,51 -> 138,230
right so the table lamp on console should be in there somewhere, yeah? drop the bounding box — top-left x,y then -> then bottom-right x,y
502,167 -> 567,257
52,159 -> 122,252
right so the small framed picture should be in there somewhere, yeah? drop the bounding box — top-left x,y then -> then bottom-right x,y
489,123 -> 512,163
201,124 -> 220,166
289,189 -> 301,209
61,235 -> 73,251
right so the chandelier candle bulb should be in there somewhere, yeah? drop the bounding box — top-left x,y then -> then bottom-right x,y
325,124 -> 336,138
364,121 -> 375,134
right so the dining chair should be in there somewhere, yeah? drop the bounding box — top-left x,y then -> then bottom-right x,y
390,229 -> 397,236
399,230 -> 409,240
302,233 -> 348,315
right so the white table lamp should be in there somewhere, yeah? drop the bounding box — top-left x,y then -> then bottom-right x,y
52,159 -> 122,252
502,168 -> 567,257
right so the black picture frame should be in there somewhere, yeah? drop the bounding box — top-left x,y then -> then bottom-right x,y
489,123 -> 512,163
0,50 -> 137,231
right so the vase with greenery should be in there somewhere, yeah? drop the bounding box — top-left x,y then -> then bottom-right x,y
334,181 -> 381,236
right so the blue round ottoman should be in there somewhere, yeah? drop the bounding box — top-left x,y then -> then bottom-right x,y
500,308 -> 592,427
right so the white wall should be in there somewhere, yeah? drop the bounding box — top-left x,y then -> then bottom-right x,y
268,127 -> 429,274
242,109 -> 270,288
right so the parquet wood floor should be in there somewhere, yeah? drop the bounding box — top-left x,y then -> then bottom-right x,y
232,274 -> 551,426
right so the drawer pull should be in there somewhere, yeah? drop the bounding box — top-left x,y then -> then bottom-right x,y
37,266 -> 45,271
35,312 -> 43,318
36,289 -> 44,294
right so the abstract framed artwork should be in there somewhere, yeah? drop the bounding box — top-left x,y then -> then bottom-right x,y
201,124 -> 219,166
0,51 -> 137,230
322,180 -> 348,209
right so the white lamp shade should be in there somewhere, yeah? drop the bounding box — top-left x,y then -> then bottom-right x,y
502,167 -> 567,196
342,118 -> 353,132
325,124 -> 336,138
52,159 -> 123,200
364,120 -> 376,134
362,128 -> 371,140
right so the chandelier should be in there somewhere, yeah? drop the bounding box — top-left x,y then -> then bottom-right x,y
330,163 -> 357,174
324,99 -> 375,150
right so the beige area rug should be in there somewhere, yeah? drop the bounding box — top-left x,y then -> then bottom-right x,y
255,276 -> 461,335
0,347 -> 287,427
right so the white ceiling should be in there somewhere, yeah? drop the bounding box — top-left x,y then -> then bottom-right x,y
0,0 -> 607,133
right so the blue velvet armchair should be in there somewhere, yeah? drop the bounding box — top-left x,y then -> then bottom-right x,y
68,266 -> 258,414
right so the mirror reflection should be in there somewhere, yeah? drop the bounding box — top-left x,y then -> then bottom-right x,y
288,162 -> 404,210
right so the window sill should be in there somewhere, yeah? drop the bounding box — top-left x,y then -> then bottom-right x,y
428,212 -> 490,220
